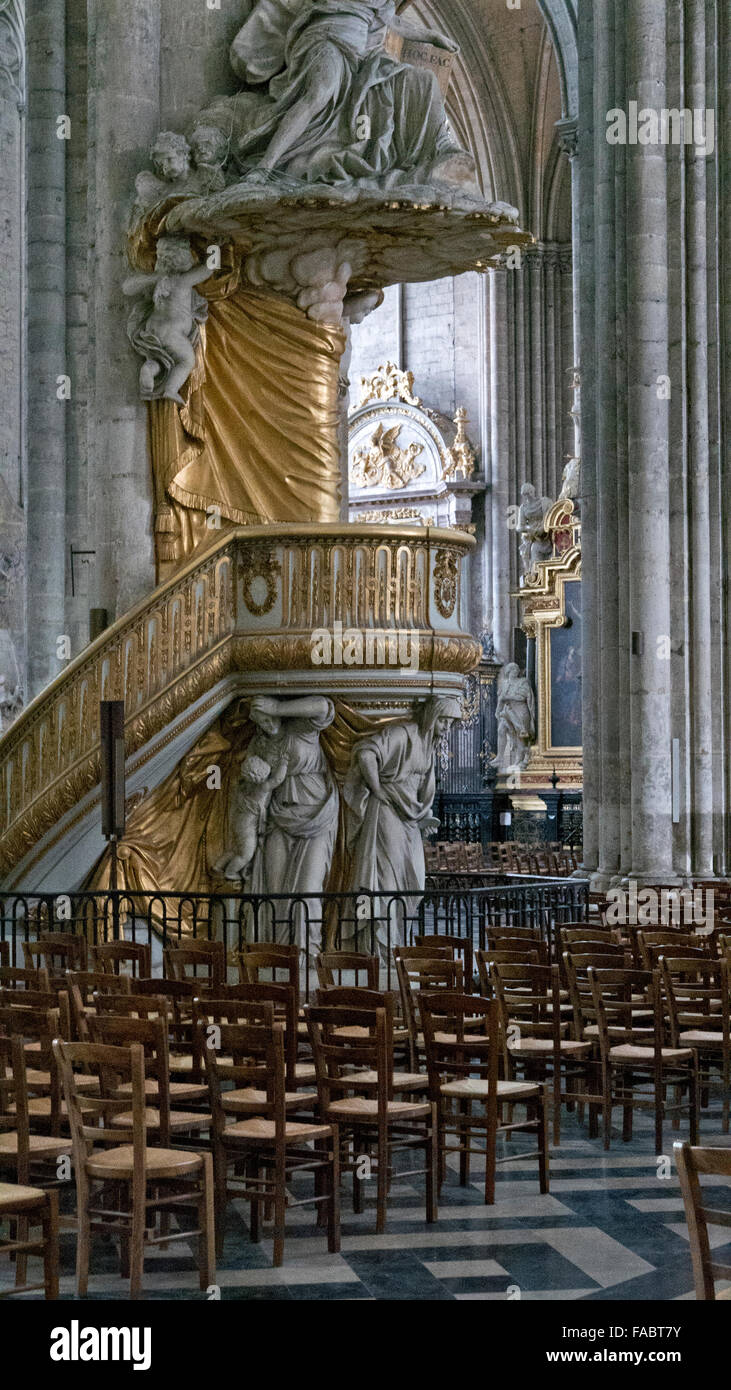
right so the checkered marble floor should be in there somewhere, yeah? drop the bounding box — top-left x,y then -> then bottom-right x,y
4,1102 -> 731,1302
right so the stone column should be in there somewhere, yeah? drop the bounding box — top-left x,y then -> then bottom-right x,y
488,268 -> 513,664
625,0 -> 676,882
0,1 -> 26,711
87,0 -> 160,620
25,0 -> 66,698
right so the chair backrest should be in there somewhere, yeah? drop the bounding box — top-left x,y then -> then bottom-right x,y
316,952 -> 379,992
0,964 -> 51,992
203,1017 -> 286,1140
490,961 -> 560,1042
307,1004 -> 391,1111
53,1037 -> 149,1173
23,933 -> 87,974
413,934 -> 474,982
0,1034 -> 31,1167
395,955 -> 464,1049
164,938 -> 226,988
393,944 -> 455,962
192,995 -> 276,1080
94,990 -> 169,1021
64,970 -> 132,1040
587,966 -> 659,1055
238,949 -> 300,1016
418,991 -> 498,1101
88,1011 -> 174,1143
637,931 -> 710,969
89,941 -> 152,978
675,1141 -> 731,1299
476,947 -> 543,997
0,1004 -> 64,1131
659,957 -> 729,1046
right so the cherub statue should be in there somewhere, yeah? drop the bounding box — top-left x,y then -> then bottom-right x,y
189,125 -> 229,194
214,751 -> 288,882
133,131 -> 195,216
123,237 -> 210,402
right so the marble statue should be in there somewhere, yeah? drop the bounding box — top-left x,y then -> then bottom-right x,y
491,663 -> 535,773
344,695 -> 462,934
123,237 -> 209,402
189,125 -> 229,194
245,695 -> 340,945
220,0 -> 473,193
132,131 -> 195,216
518,481 -> 553,576
559,455 -> 581,501
214,750 -> 289,882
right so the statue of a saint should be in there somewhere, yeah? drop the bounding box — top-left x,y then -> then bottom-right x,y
202,0 -> 474,192
491,663 -> 535,773
344,694 -> 462,900
518,481 -> 553,576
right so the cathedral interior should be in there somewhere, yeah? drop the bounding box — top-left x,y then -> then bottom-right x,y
0,0 -> 729,1330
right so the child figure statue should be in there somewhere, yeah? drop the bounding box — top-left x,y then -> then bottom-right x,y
214,752 -> 289,882
189,125 -> 229,193
123,237 -> 210,402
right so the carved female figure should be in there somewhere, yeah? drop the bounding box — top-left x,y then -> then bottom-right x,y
246,695 -> 340,945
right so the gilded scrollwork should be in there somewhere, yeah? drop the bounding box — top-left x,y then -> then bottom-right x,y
433,548 -> 459,619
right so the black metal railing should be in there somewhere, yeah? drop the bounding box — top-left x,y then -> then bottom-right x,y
0,878 -> 589,998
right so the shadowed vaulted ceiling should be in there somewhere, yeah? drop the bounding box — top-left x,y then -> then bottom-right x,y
411,0 -> 575,241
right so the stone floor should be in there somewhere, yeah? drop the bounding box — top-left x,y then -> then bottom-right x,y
4,1102 -> 730,1302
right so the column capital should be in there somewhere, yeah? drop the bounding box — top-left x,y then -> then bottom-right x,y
555,116 -> 578,159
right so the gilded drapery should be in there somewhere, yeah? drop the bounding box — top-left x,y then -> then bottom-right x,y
148,275 -> 345,580
85,700 -> 399,941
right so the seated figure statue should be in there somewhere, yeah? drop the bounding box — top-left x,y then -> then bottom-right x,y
195,0 -> 477,193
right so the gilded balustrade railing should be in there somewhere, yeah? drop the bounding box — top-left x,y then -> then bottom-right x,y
0,524 -> 477,881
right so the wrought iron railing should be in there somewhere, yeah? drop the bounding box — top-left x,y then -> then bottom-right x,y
0,878 -> 589,997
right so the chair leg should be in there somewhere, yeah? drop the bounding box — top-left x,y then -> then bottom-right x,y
602,1064 -> 612,1151
214,1150 -> 228,1258
129,1180 -> 146,1300
426,1107 -> 438,1223
538,1087 -> 550,1195
272,1151 -> 286,1267
76,1201 -> 91,1297
553,1057 -> 561,1146
14,1214 -> 28,1289
327,1130 -> 341,1254
484,1104 -> 497,1206
376,1124 -> 389,1234
198,1154 -> 216,1291
690,1065 -> 700,1146
44,1190 -> 59,1300
458,1099 -> 470,1186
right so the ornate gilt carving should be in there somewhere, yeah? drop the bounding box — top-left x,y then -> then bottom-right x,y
442,408 -> 476,480
358,362 -> 421,409
240,547 -> 282,617
433,548 -> 459,619
350,423 -> 425,490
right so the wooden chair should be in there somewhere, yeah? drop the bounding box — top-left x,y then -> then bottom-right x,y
203,1017 -> 339,1266
418,991 -> 549,1204
395,955 -> 465,1071
65,970 -> 131,1040
0,965 -> 50,992
133,977 -> 198,1076
88,1012 -> 212,1125
0,1004 -> 75,1134
23,934 -> 87,976
0,1184 -> 59,1299
636,931 -> 710,970
0,1035 -> 71,1290
675,1142 -> 731,1299
413,934 -> 474,985
660,957 -> 729,1133
307,1003 -> 437,1233
491,961 -> 593,1144
316,951 -> 379,992
164,939 -> 226,990
314,986 -> 424,1093
588,966 -> 699,1151
53,1037 -> 215,1298
89,941 -> 152,979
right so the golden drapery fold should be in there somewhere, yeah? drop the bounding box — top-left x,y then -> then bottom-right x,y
85,701 -> 399,940
148,281 -> 345,579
